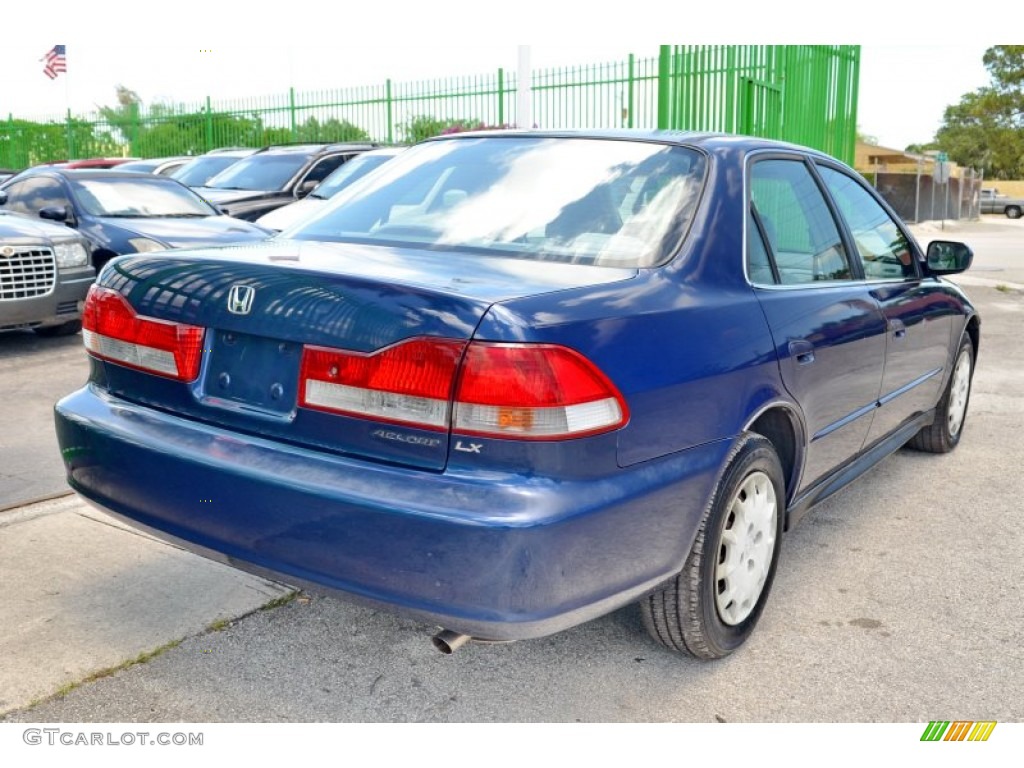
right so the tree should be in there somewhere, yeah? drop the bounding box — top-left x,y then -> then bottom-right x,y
936,46 -> 1024,179
98,85 -> 265,156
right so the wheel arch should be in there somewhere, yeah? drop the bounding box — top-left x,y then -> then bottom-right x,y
743,403 -> 804,515
964,314 -> 980,365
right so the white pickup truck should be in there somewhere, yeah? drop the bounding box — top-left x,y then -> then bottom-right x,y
980,188 -> 1024,218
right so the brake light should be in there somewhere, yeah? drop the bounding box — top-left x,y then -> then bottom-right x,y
82,286 -> 205,381
299,338 -> 466,430
453,343 -> 627,439
299,337 -> 627,440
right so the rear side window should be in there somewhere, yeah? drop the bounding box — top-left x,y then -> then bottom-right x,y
816,164 -> 918,280
749,159 -> 852,285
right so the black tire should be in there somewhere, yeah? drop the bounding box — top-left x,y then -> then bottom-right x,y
906,334 -> 974,453
640,433 -> 785,659
33,319 -> 82,338
1006,206 -> 1022,219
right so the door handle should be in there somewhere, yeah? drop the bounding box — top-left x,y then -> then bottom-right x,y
889,318 -> 906,339
788,339 -> 815,365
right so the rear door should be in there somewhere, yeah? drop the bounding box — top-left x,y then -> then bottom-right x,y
747,155 -> 887,490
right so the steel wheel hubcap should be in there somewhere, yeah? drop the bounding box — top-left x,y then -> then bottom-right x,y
715,470 -> 777,626
947,348 -> 972,437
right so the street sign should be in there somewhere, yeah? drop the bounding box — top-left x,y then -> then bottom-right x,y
937,151 -> 948,162
934,161 -> 951,184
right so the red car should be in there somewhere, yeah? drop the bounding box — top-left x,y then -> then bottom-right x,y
62,157 -> 137,169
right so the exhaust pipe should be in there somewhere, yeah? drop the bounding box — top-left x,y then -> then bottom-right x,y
431,629 -> 471,654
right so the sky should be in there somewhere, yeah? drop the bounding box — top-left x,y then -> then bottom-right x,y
2,5 -> 997,152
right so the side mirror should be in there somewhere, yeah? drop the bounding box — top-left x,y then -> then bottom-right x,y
926,240 -> 973,275
296,179 -> 318,198
39,205 -> 69,222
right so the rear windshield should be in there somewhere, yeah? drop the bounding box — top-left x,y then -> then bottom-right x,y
286,137 -> 706,267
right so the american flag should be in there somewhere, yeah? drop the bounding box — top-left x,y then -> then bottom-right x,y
41,45 -> 67,80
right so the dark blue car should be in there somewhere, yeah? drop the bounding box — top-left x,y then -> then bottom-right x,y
0,169 -> 271,272
54,131 -> 978,658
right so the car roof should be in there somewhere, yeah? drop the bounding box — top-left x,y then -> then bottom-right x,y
253,142 -> 381,155
16,168 -> 186,181
423,128 -> 834,160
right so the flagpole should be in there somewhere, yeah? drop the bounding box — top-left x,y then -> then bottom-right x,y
64,45 -> 73,160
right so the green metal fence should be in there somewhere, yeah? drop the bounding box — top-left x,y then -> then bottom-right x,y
0,46 -> 859,170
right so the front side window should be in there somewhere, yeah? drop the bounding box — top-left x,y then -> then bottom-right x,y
287,137 -> 707,268
301,155 -> 349,187
817,164 -> 918,280
1,177 -> 70,215
749,158 -> 852,285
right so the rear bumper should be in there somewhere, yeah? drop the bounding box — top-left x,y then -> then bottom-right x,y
55,385 -> 732,640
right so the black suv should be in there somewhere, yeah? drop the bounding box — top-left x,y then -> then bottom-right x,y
194,142 -> 380,221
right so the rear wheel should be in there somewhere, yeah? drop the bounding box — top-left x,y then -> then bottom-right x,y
907,334 -> 973,453
1006,206 -> 1022,219
33,319 -> 82,337
640,434 -> 785,659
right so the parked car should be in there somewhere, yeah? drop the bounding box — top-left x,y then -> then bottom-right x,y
114,156 -> 194,176
169,148 -> 257,188
0,169 -> 271,272
979,188 -> 1024,218
194,142 -> 380,221
0,208 -> 94,336
54,131 -> 978,659
256,147 -> 404,231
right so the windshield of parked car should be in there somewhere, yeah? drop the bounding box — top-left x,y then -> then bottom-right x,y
69,177 -> 218,217
286,137 -> 706,268
171,156 -> 246,187
311,152 -> 399,199
203,153 -> 309,191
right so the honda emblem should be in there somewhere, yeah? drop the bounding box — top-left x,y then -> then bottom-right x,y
227,284 -> 255,315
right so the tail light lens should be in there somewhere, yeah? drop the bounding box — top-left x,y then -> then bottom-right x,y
82,286 -> 205,382
299,338 -> 466,430
299,338 -> 627,440
454,343 -> 627,439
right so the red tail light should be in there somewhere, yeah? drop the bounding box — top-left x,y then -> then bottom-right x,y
82,286 -> 205,382
454,343 -> 628,439
299,337 -> 627,440
299,338 -> 466,430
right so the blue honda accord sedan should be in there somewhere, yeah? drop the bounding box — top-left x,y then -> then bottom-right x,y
54,131 -> 978,659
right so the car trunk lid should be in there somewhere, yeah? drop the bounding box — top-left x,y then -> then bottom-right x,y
91,239 -> 635,470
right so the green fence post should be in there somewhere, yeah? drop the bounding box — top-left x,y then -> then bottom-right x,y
627,53 -> 635,128
5,113 -> 14,168
657,45 -> 671,129
65,109 -> 75,160
386,79 -> 394,144
846,46 -> 860,166
289,87 -> 297,140
205,96 -> 213,152
129,102 -> 139,156
497,68 -> 504,126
